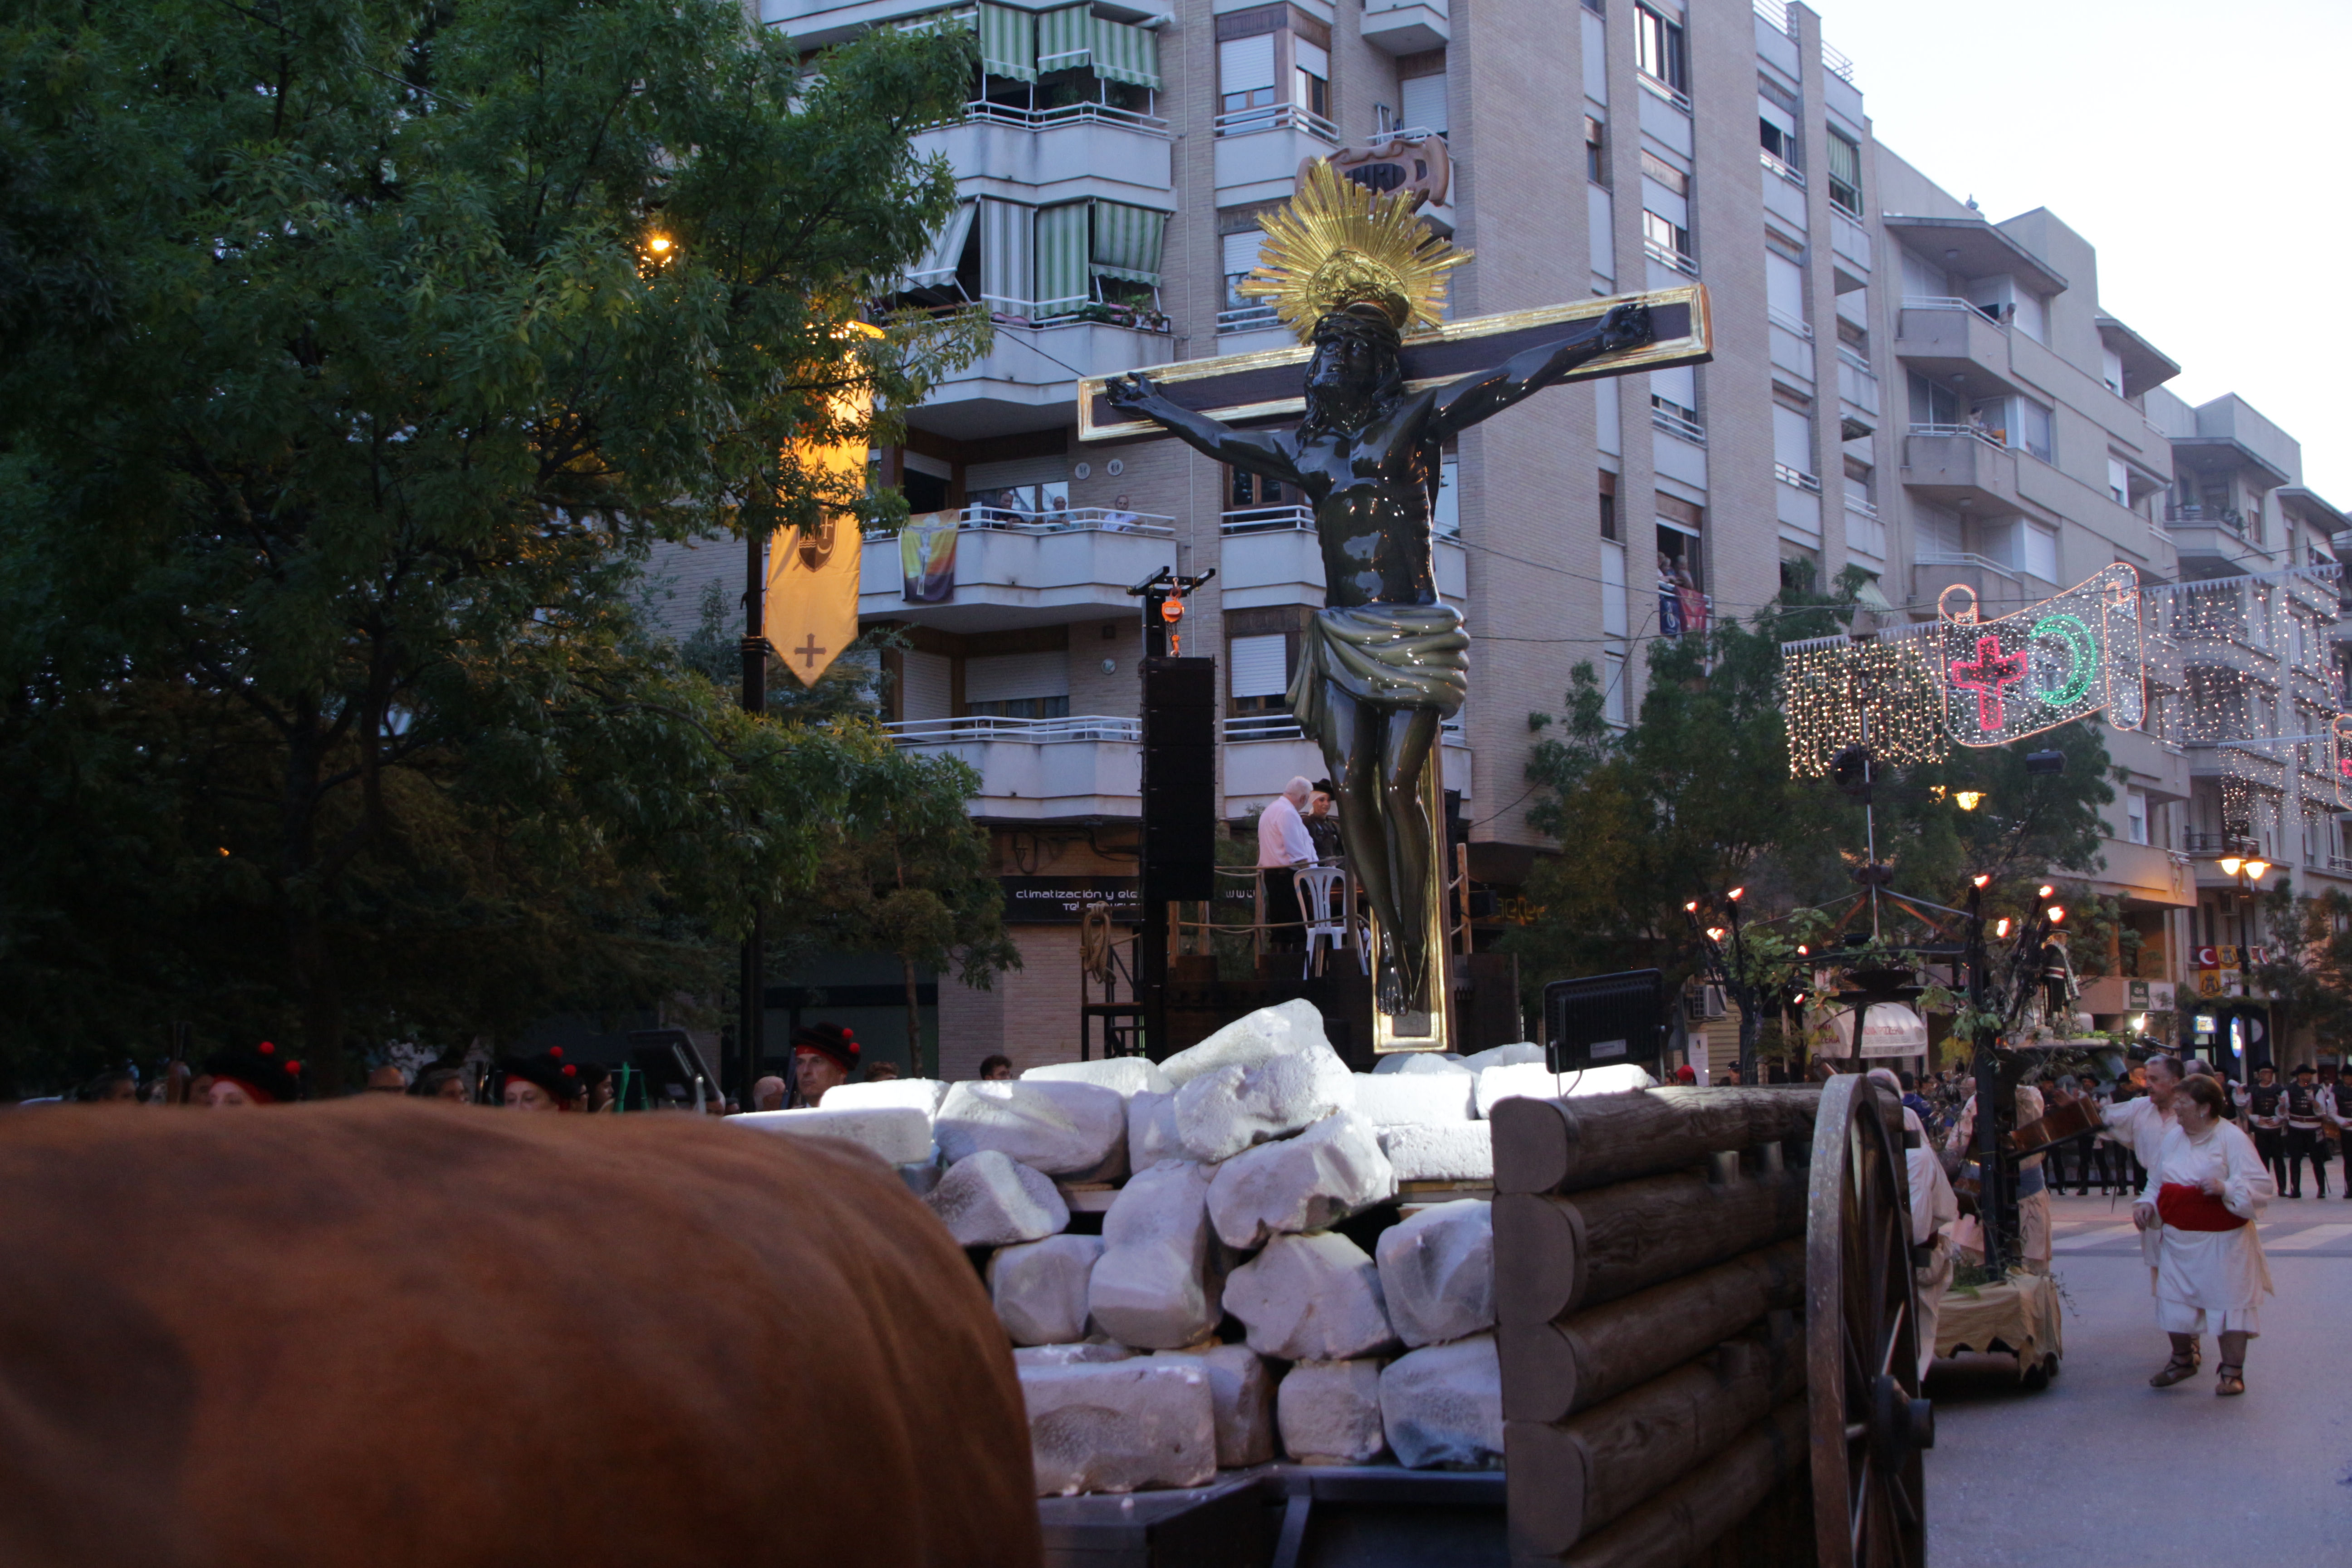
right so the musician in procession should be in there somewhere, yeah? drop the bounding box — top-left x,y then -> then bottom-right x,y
2235,1063 -> 2289,1195
2282,1063 -> 2329,1199
1946,1080 -> 2053,1273
2136,1073 -> 2273,1396
2327,1067 -> 2352,1198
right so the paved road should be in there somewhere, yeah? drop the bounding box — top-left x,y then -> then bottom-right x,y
1926,1191 -> 2352,1565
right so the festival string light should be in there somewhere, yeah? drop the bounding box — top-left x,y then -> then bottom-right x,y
1780,630 -> 1948,778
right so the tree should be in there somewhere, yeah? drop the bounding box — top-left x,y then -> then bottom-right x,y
0,0 -> 986,1088
2250,882 -> 2352,1060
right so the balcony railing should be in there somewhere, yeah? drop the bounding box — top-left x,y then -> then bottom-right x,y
1214,103 -> 1338,142
1909,421 -> 2006,450
1916,552 -> 2018,582
2181,830 -> 2262,857
1643,237 -> 1699,275
959,99 -> 1170,137
1215,303 -> 1281,335
1225,713 -> 1306,742
2165,504 -> 2253,539
887,714 -> 1142,744
1774,462 -> 1822,493
864,505 -> 1175,540
1844,494 -> 1880,520
1836,345 -> 1873,375
1901,295 -> 2004,322
1635,72 -> 1693,114
1221,505 -> 1316,534
1651,405 -> 1706,444
1759,148 -> 1804,187
1767,306 -> 1813,339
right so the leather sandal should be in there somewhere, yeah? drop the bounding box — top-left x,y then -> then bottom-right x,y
2149,1354 -> 2200,1388
2215,1364 -> 2245,1396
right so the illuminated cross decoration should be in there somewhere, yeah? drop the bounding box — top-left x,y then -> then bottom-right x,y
794,633 -> 827,670
1948,634 -> 2029,731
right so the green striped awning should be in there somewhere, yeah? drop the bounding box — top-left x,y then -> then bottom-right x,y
902,201 -> 976,290
978,3 -> 1036,81
1089,201 -> 1166,285
1089,15 -> 1160,88
1036,5 -> 1091,72
1034,204 -> 1091,314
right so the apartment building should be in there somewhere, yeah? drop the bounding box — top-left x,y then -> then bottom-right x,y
640,0 -> 2342,1072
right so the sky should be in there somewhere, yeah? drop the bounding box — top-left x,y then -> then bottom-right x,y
1811,0 -> 2352,506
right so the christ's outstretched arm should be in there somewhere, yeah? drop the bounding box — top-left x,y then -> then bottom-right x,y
1430,301 -> 1655,438
1104,372 -> 1305,486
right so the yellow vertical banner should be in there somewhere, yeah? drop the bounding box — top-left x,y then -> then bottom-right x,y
767,323 -> 882,688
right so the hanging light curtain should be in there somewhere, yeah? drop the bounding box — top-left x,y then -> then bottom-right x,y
1034,204 -> 1091,315
1089,201 -> 1166,285
1088,15 -> 1161,88
901,201 -> 975,292
978,3 -> 1036,81
1036,5 -> 1091,73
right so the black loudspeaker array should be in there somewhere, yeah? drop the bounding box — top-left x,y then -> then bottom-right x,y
1140,657 -> 1217,902
1543,969 -> 1668,1074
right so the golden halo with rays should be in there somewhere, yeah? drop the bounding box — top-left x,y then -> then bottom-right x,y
1238,161 -> 1471,343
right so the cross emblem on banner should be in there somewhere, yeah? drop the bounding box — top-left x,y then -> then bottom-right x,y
1948,634 -> 2028,731
794,634 -> 827,670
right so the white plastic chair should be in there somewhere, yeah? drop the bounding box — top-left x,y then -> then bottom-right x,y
1295,865 -> 1364,977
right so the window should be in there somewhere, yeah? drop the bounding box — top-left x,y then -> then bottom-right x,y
1634,4 -> 1686,94
1292,37 -> 1329,119
1585,115 -> 1607,185
1599,470 -> 1618,540
1773,403 -> 1815,485
1826,130 -> 1861,217
1908,372 -> 1960,428
1759,96 -> 1798,170
1650,363 -> 1699,429
1230,633 -> 1290,707
965,649 -> 1070,718
2012,396 -> 2054,463
2020,520 -> 2058,582
1643,210 -> 1693,271
1218,34 -> 1276,122
1765,250 -> 1806,329
1432,457 -> 1460,536
2108,455 -> 2131,508
2101,345 -> 2126,398
1601,540 -> 1628,637
1640,154 -> 1691,269
1229,466 -> 1289,510
1603,652 -> 1628,725
1222,227 -> 1270,323
1400,72 -> 1447,135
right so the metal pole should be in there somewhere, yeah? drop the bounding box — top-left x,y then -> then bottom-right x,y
740,528 -> 768,1110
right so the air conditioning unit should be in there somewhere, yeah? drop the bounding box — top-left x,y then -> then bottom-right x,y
1684,983 -> 1728,1022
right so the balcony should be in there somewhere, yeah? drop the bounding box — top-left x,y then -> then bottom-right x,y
1901,426 -> 2023,518
1214,105 -> 1339,209
886,715 -> 1140,821
1361,0 -> 1449,54
2163,504 -> 2269,576
1836,345 -> 1879,436
859,508 -> 1176,632
916,102 -> 1172,210
1216,510 -> 1466,611
1894,299 -> 2018,394
762,0 -> 1176,49
909,316 -> 1174,441
1223,715 -> 1471,815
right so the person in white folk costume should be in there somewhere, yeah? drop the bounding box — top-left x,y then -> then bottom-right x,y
2136,1073 -> 2274,1396
2102,1055 -> 2183,1291
1945,1080 -> 2051,1273
1870,1069 -> 1958,1376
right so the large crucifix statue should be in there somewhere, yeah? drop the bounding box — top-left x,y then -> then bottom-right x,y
1093,165 -> 1705,1043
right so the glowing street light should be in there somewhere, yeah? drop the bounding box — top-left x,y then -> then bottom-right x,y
1954,791 -> 1985,810
2046,905 -> 2065,924
2243,858 -> 2270,881
1995,917 -> 2012,938
1971,874 -> 1991,889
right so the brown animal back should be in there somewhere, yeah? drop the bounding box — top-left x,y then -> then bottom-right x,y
0,1101 -> 1041,1568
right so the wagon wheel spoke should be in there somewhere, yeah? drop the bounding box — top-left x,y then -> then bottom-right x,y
1847,1449 -> 1872,1562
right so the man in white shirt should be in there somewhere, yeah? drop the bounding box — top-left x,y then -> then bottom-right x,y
1258,776 -> 1318,954
2106,1055 -> 2182,1285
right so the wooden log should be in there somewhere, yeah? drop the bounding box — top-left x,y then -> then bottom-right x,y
1491,1087 -> 1821,1196
1504,1323 -> 1804,1557
1497,1239 -> 1805,1422
1493,1164 -> 1808,1327
1520,1399 -> 1811,1568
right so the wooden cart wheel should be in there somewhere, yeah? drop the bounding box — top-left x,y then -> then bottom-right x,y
1806,1074 -> 1931,1568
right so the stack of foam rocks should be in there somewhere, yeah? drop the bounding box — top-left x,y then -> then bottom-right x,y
741,1002 -> 1656,1496
1490,1083 -> 1823,1565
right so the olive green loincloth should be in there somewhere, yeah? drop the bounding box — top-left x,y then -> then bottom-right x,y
1287,603 -> 1470,739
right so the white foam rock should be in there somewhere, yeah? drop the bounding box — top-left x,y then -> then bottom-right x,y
1023,1057 -> 1174,1099
1159,999 -> 1332,1087
818,1077 -> 951,1118
1089,1160 -> 1223,1349
1380,1335 -> 1504,1470
1222,1231 -> 1396,1362
1019,1361 -> 1218,1496
731,1106 -> 934,1167
1175,1051 -> 1352,1164
936,1079 -> 1127,1175
1376,1123 -> 1494,1184
1278,1360 -> 1387,1465
1473,1061 -> 1658,1118
1014,1342 -> 1134,1368
1459,1043 -> 1547,1072
1371,1052 -> 1469,1075
1127,1090 -> 1186,1167
1374,1199 -> 1495,1348
1352,1070 -> 1476,1127
1207,1112 -> 1396,1250
990,1233 -> 1105,1345
926,1149 -> 1071,1247
1153,1345 -> 1276,1468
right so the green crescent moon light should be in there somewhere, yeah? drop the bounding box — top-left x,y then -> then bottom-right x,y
2031,612 -> 2097,708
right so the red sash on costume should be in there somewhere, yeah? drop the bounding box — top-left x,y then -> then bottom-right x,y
2156,1182 -> 2246,1232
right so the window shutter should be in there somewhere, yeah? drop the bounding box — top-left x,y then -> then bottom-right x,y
902,201 -> 976,291
1219,35 -> 1276,95
1399,74 -> 1447,133
1034,204 -> 1090,313
1640,176 -> 1688,230
966,651 -> 1071,705
1827,132 -> 1861,188
978,4 -> 1038,82
1090,201 -> 1167,284
902,651 -> 953,721
1230,634 -> 1290,699
1090,15 -> 1161,88
1293,37 -> 1329,81
1223,229 -> 1266,277
1773,406 -> 1813,473
1765,252 -> 1805,321
979,198 -> 1033,309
